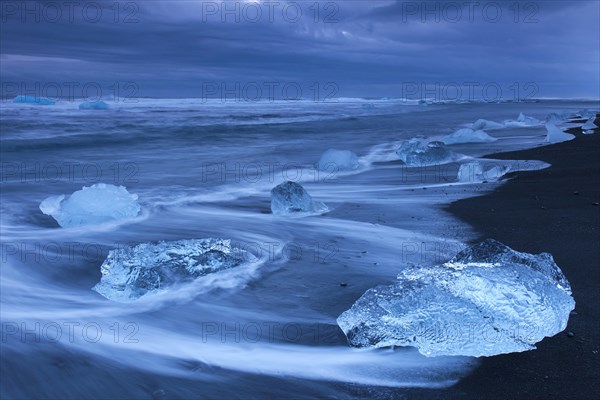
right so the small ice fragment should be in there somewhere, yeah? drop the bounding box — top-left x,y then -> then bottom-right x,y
39,183 -> 141,227
442,128 -> 497,145
545,123 -> 575,143
79,101 -> 109,110
517,112 -> 539,124
317,149 -> 360,172
13,95 -> 55,105
92,239 -> 247,302
581,116 -> 598,130
270,181 -> 327,216
457,161 -> 509,182
504,113 -> 540,127
337,239 -> 575,357
471,119 -> 504,130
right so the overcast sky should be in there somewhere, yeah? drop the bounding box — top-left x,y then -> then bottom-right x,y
1,0 -> 599,99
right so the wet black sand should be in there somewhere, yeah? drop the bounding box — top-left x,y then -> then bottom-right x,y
444,116 -> 600,399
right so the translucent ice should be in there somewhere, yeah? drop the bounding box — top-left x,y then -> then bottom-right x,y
457,162 -> 509,183
581,116 -> 598,130
546,112 -> 570,125
442,128 -> 497,145
270,181 -> 327,216
517,112 -> 540,124
40,183 -> 141,227
396,139 -> 456,166
13,95 -> 55,105
504,113 -> 540,127
337,239 -> 575,357
471,119 -> 504,130
92,239 -> 247,302
79,100 -> 109,110
545,123 -> 575,143
317,149 -> 360,172
577,109 -> 596,119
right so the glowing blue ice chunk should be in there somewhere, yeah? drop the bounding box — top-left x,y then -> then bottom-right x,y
396,139 -> 456,166
442,128 -> 497,145
39,183 -> 140,227
317,149 -> 360,172
337,239 -> 575,357
457,161 -> 510,182
13,95 -> 55,105
92,239 -> 247,302
581,116 -> 598,130
270,181 -> 327,216
79,100 -> 109,110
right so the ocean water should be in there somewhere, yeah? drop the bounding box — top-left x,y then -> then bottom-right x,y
0,98 -> 597,399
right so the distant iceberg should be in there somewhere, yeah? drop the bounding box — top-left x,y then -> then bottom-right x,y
504,113 -> 540,127
442,128 -> 497,145
270,181 -> 328,216
13,95 -> 55,105
471,119 -> 504,130
545,123 -> 575,144
79,100 -> 109,110
39,183 -> 140,227
457,161 -> 510,182
337,239 -> 575,357
93,239 -> 247,302
317,149 -> 360,172
396,139 -> 456,166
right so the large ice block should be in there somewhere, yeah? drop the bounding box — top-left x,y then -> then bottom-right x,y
93,239 -> 247,302
337,240 -> 575,357
39,183 -> 140,227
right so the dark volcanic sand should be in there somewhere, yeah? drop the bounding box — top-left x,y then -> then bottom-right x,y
444,117 -> 600,400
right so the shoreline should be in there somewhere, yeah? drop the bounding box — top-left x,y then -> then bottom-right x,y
443,117 -> 600,399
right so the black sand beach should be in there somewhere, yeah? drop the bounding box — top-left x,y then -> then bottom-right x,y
445,117 -> 600,399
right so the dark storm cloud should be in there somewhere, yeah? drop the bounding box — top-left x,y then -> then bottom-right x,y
0,0 -> 598,99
